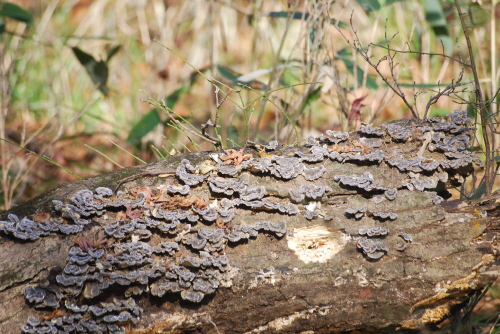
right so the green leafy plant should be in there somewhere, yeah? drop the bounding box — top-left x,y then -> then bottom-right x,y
72,45 -> 121,95
0,2 -> 32,35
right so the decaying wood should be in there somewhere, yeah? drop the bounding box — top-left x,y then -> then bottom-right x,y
1,111 -> 499,334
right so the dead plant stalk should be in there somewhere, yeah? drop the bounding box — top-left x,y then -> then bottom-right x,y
454,0 -> 492,196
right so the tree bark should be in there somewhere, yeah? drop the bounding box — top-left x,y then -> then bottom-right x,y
1,112 -> 499,334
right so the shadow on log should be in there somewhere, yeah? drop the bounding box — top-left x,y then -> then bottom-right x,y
1,110 -> 499,334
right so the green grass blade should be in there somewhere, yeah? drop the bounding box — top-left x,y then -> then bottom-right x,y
1,138 -> 81,179
84,144 -> 124,168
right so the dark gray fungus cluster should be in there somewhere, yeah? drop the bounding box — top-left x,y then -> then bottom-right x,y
317,130 -> 349,144
396,231 -> 413,251
0,186 -> 147,241
431,110 -> 475,134
398,231 -> 412,242
305,135 -> 318,146
217,164 -> 242,177
372,211 -> 397,220
22,314 -> 104,334
3,110 -> 485,332
304,131 -> 349,146
0,213 -> 72,241
402,174 -> 439,191
249,156 -> 305,180
11,155 -> 299,332
334,172 -> 385,192
232,198 -> 299,215
265,140 -> 279,150
358,122 -> 385,136
150,251 -> 229,302
176,159 -> 206,185
430,133 -> 483,169
426,191 -> 444,205
359,227 -> 389,236
386,155 -> 439,173
22,298 -> 141,334
346,207 -> 397,221
384,124 -> 412,141
357,237 -> 389,260
303,165 -> 326,181
384,188 -> 398,201
295,145 -> 329,162
328,150 -> 386,164
208,175 -> 249,196
289,185 -> 332,203
345,207 -> 367,219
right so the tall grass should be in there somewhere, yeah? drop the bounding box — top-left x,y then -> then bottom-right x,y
0,0 -> 498,205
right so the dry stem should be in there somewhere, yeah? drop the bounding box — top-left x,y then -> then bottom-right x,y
454,0 -> 492,196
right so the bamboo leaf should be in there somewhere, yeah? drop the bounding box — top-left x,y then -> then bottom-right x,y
470,181 -> 486,200
422,0 -> 452,54
106,45 -> 121,61
127,109 -> 162,146
218,65 -> 267,90
299,86 -> 322,114
384,0 -> 408,5
127,71 -> 201,146
72,47 -> 109,95
356,0 -> 381,12
0,3 -> 32,24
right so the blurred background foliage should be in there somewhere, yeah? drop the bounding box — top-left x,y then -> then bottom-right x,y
0,0 -> 500,331
0,0 -> 499,207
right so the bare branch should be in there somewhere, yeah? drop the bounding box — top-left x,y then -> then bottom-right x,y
372,44 -> 471,68
160,99 -> 219,147
423,67 -> 469,119
334,13 -> 420,119
201,119 -> 222,149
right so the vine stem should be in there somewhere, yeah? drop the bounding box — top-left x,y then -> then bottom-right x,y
454,0 -> 492,196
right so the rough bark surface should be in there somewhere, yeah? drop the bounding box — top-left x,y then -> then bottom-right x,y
1,111 -> 499,334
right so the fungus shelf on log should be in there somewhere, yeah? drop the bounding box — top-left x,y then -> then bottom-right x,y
1,111 -> 499,333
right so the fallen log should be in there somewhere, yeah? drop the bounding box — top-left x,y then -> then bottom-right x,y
1,110 -> 499,333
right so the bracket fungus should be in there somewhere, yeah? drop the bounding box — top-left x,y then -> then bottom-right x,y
384,124 -> 412,141
0,110 -> 490,333
358,122 -> 385,136
384,188 -> 398,201
295,145 -> 328,162
334,172 -> 385,192
358,227 -> 389,237
398,231 -> 413,242
345,207 -> 367,220
357,237 -> 389,260
372,211 -> 398,220
176,159 -> 205,186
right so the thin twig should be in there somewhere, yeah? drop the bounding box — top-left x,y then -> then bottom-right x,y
489,313 -> 500,334
201,119 -> 222,149
335,13 -> 419,118
454,0 -> 492,196
423,67 -> 466,118
251,0 -> 300,140
373,44 -> 471,68
157,98 -> 219,147
201,86 -> 229,149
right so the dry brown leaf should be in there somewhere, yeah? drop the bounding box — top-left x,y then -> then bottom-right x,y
219,148 -> 252,166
